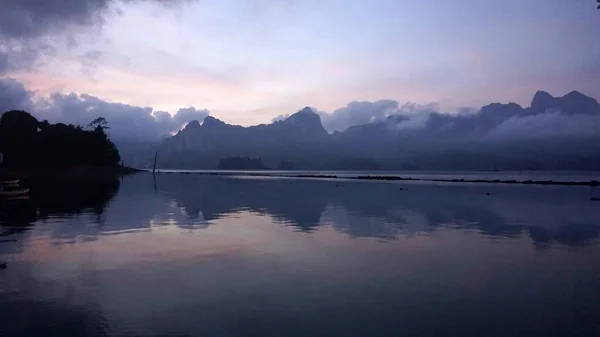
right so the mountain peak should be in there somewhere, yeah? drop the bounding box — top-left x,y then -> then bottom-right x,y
183,120 -> 201,131
530,90 -> 599,115
560,90 -> 600,115
531,91 -> 554,112
298,106 -> 315,114
282,107 -> 327,136
202,115 -> 226,127
565,90 -> 586,99
285,107 -> 319,121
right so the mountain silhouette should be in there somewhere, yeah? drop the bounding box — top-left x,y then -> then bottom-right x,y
154,92 -> 600,170
529,90 -> 600,115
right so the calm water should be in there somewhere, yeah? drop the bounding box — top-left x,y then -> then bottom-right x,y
1,173 -> 600,337
155,169 -> 600,182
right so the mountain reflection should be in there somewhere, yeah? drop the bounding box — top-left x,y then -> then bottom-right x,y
3,173 -> 599,249
147,174 -> 600,248
158,176 -> 327,231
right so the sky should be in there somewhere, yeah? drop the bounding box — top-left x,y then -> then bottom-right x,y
1,0 -> 600,139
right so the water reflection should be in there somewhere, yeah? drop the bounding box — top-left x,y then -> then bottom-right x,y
145,174 -> 600,248
0,178 -> 120,238
1,173 -> 600,337
4,174 -> 598,249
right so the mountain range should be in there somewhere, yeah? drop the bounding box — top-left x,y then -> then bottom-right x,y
143,90 -> 600,170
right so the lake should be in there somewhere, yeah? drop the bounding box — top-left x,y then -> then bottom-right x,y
1,172 -> 600,336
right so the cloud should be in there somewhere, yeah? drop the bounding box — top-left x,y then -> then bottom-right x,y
0,78 -> 34,112
0,0 -> 112,41
0,0 -> 194,74
0,78 -> 208,141
319,100 -> 439,132
317,96 -> 600,139
271,114 -> 290,123
390,113 -> 431,131
4,75 -> 600,145
319,99 -> 398,132
487,111 -> 600,139
455,106 -> 479,116
0,51 -> 10,74
0,0 -> 107,73
172,107 -> 210,126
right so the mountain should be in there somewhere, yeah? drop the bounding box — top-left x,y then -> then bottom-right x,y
280,107 -> 328,136
152,91 -> 600,170
157,107 -> 332,168
529,90 -> 600,115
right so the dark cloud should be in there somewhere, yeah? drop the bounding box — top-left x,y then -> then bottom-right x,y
0,78 -> 34,112
0,0 -> 108,73
0,78 -> 209,141
0,0 -> 194,74
0,52 -> 10,74
0,38 -> 52,75
0,0 -> 110,40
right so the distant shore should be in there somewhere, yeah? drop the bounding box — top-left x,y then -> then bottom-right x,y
152,170 -> 600,187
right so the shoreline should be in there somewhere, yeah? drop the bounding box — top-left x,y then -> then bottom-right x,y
153,170 -> 600,187
1,166 -> 142,182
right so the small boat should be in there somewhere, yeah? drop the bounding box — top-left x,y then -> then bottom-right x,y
1,180 -> 19,185
0,188 -> 29,197
0,194 -> 29,202
0,180 -> 29,198
1,180 -> 20,188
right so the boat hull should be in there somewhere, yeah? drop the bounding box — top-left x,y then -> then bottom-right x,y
0,188 -> 30,197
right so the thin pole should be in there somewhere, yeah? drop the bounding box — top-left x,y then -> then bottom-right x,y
153,151 -> 158,175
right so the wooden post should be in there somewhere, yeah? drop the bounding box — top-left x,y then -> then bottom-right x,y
153,151 -> 158,175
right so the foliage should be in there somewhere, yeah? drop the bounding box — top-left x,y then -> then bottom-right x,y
0,110 -> 120,168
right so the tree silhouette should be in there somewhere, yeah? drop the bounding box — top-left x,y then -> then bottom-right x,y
88,117 -> 109,130
0,110 -> 120,168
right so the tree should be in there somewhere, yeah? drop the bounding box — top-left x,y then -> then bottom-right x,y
0,110 -> 39,135
88,117 -> 109,131
0,110 -> 39,166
